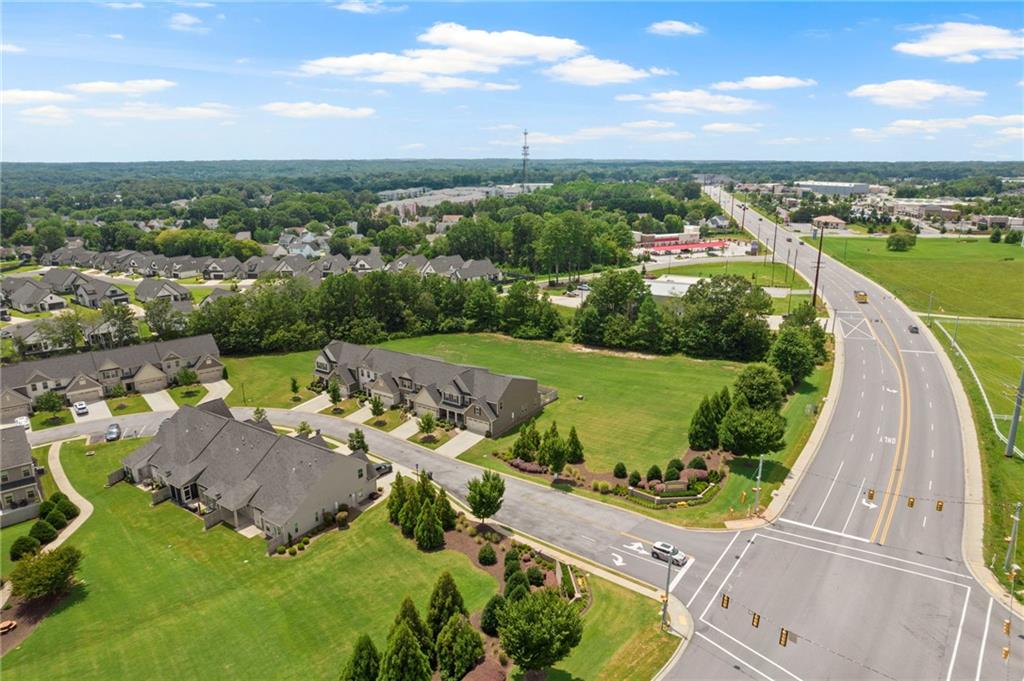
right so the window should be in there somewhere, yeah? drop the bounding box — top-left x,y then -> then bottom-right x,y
30,383 -> 37,392
21,466 -> 31,478
26,489 -> 35,500
358,469 -> 364,479
1,471 -> 8,483
3,495 -> 12,508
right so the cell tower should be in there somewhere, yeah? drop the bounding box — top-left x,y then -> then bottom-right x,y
521,129 -> 529,192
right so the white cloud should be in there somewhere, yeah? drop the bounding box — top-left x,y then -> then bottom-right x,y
848,79 -> 985,107
104,2 -> 144,8
334,0 -> 406,14
169,12 -> 208,33
19,105 -> 72,125
174,2 -> 215,7
648,67 -> 677,77
543,56 -> 653,86
621,89 -> 763,114
260,102 -> 375,118
81,102 -> 233,120
1,89 -> 77,105
1,43 -> 25,53
893,22 -> 1024,62
400,142 -> 425,150
621,120 -> 675,129
301,22 -> 582,91
647,20 -> 705,36
68,79 -> 177,95
854,114 -> 1024,139
702,122 -> 762,133
712,75 -> 817,91
106,33 -> 125,40
492,121 -> 693,146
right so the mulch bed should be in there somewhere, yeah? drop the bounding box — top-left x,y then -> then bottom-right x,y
0,589 -> 76,656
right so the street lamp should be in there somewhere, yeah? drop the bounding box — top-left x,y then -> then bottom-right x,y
811,226 -> 826,308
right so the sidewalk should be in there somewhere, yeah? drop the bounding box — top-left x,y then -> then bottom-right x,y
389,418 -> 420,440
291,393 -> 331,413
199,380 -> 233,404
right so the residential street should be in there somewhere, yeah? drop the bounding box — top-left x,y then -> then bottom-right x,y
24,188 -> 1021,680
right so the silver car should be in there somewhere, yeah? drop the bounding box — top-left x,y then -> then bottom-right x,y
651,541 -> 686,566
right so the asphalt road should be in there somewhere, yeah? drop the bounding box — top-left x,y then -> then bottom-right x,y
24,192 -> 1021,680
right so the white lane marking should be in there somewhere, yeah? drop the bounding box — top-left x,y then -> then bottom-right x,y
932,423 -> 935,431
700,537 -> 755,620
881,403 -> 884,412
694,632 -> 775,681
931,449 -> 935,459
850,432 -> 855,442
862,373 -> 867,380
777,517 -> 870,543
926,382 -> 929,389
842,477 -> 866,534
929,480 -> 933,491
686,532 -> 740,608
947,586 -> 972,681
860,391 -> 865,399
670,556 -> 696,591
856,410 -> 861,419
923,516 -> 928,528
877,426 -> 881,434
813,460 -> 844,526
869,452 -> 874,462
580,535 -> 595,543
976,598 -> 993,681
902,349 -> 936,354
611,553 -> 625,566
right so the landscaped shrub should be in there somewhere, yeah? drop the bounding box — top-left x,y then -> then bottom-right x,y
504,548 -> 520,566
478,543 -> 497,566
9,536 -> 40,562
297,543 -> 306,551
708,469 -> 722,484
646,465 -> 662,483
505,570 -> 530,597
276,545 -> 286,555
288,546 -> 297,556
45,509 -> 68,530
668,458 -> 684,472
628,470 -> 641,487
560,566 -> 575,598
481,594 -> 505,636
29,520 -> 58,544
613,462 -> 627,478
336,511 -> 349,527
49,491 -> 68,505
504,560 -> 523,581
37,500 -> 55,518
688,456 -> 708,470
591,480 -> 600,491
690,481 -> 710,495
499,652 -> 509,667
526,566 -> 545,586
436,614 -> 484,681
599,481 -> 610,495
664,467 -> 680,482
56,498 -> 79,519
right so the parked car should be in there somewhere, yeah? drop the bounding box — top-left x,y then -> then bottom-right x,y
786,237 -> 793,242
651,541 -> 687,566
374,462 -> 393,477
577,283 -> 591,291
14,416 -> 30,429
105,423 -> 122,441
908,324 -> 920,334
72,401 -> 89,415
0,309 -> 10,321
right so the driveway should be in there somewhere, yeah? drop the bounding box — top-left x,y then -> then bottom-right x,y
345,405 -> 374,424
291,393 -> 330,413
389,418 -> 420,440
435,430 -> 485,458
142,390 -> 177,412
71,399 -> 112,423
199,379 -> 233,404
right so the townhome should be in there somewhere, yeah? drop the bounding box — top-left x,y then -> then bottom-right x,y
92,250 -> 139,272
273,254 -> 311,277
202,256 -> 243,280
138,254 -> 170,277
168,256 -> 206,279
421,255 -> 466,276
41,267 -> 86,294
313,253 -> 350,277
314,340 -> 544,437
386,254 -> 428,274
121,400 -> 377,542
0,319 -> 72,356
349,248 -> 385,273
0,427 -> 45,528
451,258 -> 501,283
74,275 -> 130,308
134,278 -> 193,304
43,247 -> 98,268
4,279 -> 67,313
243,255 -> 277,278
83,318 -> 139,348
0,334 -> 224,422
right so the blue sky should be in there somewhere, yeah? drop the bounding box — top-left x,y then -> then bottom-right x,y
2,1 -> 1022,162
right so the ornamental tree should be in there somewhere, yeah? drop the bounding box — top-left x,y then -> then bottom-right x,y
467,471 -> 505,526
498,588 -> 583,678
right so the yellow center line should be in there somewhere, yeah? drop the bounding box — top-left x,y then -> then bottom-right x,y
877,311 -> 913,546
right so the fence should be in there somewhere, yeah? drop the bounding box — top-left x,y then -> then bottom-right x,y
106,468 -> 125,487
150,486 -> 171,505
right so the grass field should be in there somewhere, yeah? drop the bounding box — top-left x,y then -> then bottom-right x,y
167,383 -> 208,407
106,394 -> 152,416
657,259 -> 809,290
223,350 -> 321,408
319,398 -> 360,418
30,408 -> 73,431
1,447 -> 60,578
813,237 -> 1024,319
382,334 -> 742,474
1,438 -> 497,681
364,408 -> 408,432
932,322 -> 1024,601
410,429 -> 454,450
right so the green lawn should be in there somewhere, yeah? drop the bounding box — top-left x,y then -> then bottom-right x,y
34,444 -> 59,498
656,260 -> 809,290
409,429 -> 454,450
1,520 -> 35,580
223,350 -> 321,408
30,408 -> 73,431
2,438 -> 497,681
318,398 -> 360,418
551,578 -> 676,681
189,286 -> 215,303
812,237 -> 1024,319
771,294 -> 822,316
167,383 -> 208,407
0,262 -> 42,275
932,322 -> 1024,602
364,408 -> 408,432
382,334 -> 742,474
106,394 -> 152,416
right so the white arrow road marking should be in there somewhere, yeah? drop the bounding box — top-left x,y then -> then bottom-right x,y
611,553 -> 625,567
885,387 -> 899,394
861,497 -> 878,510
623,541 -> 647,555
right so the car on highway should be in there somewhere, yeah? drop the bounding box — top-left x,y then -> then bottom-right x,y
908,324 -> 920,334
651,541 -> 687,566
14,416 -> 30,429
72,401 -> 89,416
105,423 -> 122,441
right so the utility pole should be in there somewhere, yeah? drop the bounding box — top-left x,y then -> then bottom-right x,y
811,226 -> 825,308
521,129 -> 529,192
661,556 -> 673,629
926,291 -> 934,326
751,454 -> 764,517
1006,502 -> 1022,572
1005,368 -> 1024,458
769,219 -> 780,287
953,315 -> 960,343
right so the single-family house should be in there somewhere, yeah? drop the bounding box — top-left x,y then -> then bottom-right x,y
0,427 -> 45,527
1,319 -> 72,356
134,278 -> 192,304
121,401 -> 377,541
452,258 -> 501,282
243,255 -> 277,279
199,288 -> 239,307
202,257 -> 243,280
41,267 -> 86,294
74,275 -> 130,308
168,256 -> 206,279
5,279 -> 67,314
314,340 -> 545,437
387,254 -> 428,274
349,248 -> 385,273
422,255 -> 465,276
273,255 -> 310,277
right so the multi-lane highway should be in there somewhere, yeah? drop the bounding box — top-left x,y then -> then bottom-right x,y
23,188 -> 1021,680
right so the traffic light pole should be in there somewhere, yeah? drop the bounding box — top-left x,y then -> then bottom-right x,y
661,557 -> 673,630
811,226 -> 825,307
1005,501 -> 1022,572
1006,368 -> 1024,458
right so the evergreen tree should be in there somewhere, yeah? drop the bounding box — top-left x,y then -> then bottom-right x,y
480,593 -> 505,636
417,471 -> 436,507
390,596 -> 434,661
565,425 -> 584,464
386,473 -> 407,525
631,294 -> 665,352
399,486 -> 421,538
436,614 -> 484,681
718,394 -> 786,456
434,488 -> 457,532
711,386 -> 731,423
512,421 -> 539,462
427,571 -> 468,641
688,395 -> 719,451
339,634 -> 380,681
348,428 -> 368,452
379,621 -> 431,681
538,421 -> 561,467
414,502 -> 445,551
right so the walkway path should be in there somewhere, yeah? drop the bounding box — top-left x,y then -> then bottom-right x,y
435,430 -> 485,458
388,418 -> 419,440
198,380 -> 233,404
291,393 -> 330,413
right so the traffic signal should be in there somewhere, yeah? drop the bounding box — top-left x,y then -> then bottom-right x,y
936,500 -> 944,512
779,628 -> 789,647
752,613 -> 760,628
1002,647 -> 1010,660
721,594 -> 730,609
867,489 -> 875,501
1004,619 -> 1011,636
907,497 -> 915,508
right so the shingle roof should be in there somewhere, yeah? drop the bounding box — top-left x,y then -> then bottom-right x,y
0,427 -> 33,471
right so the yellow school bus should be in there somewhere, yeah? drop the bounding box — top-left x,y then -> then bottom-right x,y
854,290 -> 868,303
